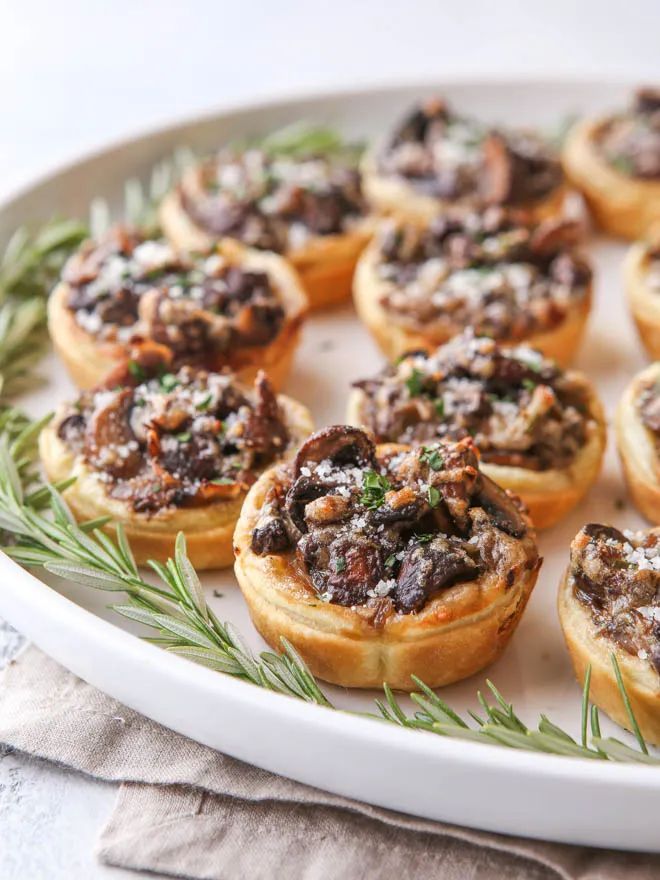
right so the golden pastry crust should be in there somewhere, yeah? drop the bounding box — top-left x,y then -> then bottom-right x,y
347,376 -> 606,530
48,237 -> 307,390
558,568 -> 660,746
233,436 -> 540,690
352,235 -> 592,367
563,118 -> 660,240
159,185 -> 372,311
616,361 -> 660,524
624,238 -> 660,359
360,147 -> 568,225
39,393 -> 314,570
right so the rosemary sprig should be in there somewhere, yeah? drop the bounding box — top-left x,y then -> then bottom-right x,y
0,218 -> 87,399
0,411 -> 657,763
236,121 -> 364,164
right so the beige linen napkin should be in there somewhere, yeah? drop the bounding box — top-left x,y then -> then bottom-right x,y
0,646 -> 657,880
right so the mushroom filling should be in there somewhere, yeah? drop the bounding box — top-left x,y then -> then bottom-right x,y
353,331 -> 592,471
375,209 -> 591,337
250,426 -> 537,615
63,226 -> 285,355
569,524 -> 660,673
55,358 -> 290,514
179,146 -> 365,253
597,88 -> 660,179
638,380 -> 660,452
378,97 -> 562,204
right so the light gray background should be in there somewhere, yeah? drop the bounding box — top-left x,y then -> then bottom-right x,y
1,1 -> 659,876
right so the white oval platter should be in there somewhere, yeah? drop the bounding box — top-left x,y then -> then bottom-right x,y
0,79 -> 658,852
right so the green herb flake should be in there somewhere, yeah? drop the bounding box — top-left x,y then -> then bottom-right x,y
522,378 -> 537,392
151,482 -> 162,493
405,368 -> 425,397
128,360 -> 146,382
360,469 -> 392,509
160,373 -> 179,392
434,397 -> 445,417
211,477 -> 235,485
416,533 -> 434,544
197,392 -> 213,411
427,485 -> 441,508
420,447 -> 444,471
385,554 -> 398,569
175,431 -> 191,443
334,556 -> 347,573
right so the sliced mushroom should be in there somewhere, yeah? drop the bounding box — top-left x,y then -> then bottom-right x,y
285,475 -> 327,533
480,133 -> 513,205
83,389 -> 141,479
293,426 -> 375,478
473,473 -> 527,538
393,535 -> 479,613
529,218 -> 582,256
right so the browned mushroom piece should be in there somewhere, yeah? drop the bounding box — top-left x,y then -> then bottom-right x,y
474,473 -> 527,538
83,389 -> 141,479
393,534 -> 480,613
293,425 -> 376,477
99,342 -> 173,390
480,133 -> 514,204
529,218 -> 583,256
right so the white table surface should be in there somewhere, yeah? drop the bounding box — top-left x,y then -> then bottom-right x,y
1,2 -> 659,876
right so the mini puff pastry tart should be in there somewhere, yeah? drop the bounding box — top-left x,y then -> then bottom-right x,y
48,225 -> 307,390
624,229 -> 660,358
39,349 -> 313,569
616,361 -> 660,523
159,133 -> 371,309
233,426 -> 541,689
361,97 -> 566,224
559,523 -> 660,745
563,88 -> 660,239
353,208 -> 592,365
348,331 -> 606,529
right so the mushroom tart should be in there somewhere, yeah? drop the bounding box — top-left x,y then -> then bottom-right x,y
39,348 -> 313,569
348,332 -> 605,529
159,132 -> 371,309
361,97 -> 566,224
48,225 -> 307,390
559,523 -> 660,745
624,228 -> 660,359
353,208 -> 592,365
563,88 -> 660,239
233,426 -> 541,689
616,362 -> 660,524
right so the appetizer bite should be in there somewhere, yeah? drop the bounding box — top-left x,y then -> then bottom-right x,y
39,349 -> 313,569
616,362 -> 660,523
353,208 -> 592,365
559,524 -> 660,745
624,228 -> 660,358
234,426 -> 541,689
563,88 -> 660,239
361,97 -> 566,223
48,225 -> 307,390
160,127 -> 370,309
348,332 -> 605,529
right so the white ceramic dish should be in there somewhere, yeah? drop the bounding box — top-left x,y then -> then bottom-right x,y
1,80 -> 659,851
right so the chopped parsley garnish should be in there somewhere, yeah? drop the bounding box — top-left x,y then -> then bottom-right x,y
160,373 -> 179,392
420,447 -> 444,471
334,556 -> 347,573
385,553 -> 398,569
211,476 -> 235,485
127,360 -> 146,381
415,533 -> 434,544
360,469 -> 392,509
405,368 -> 425,397
522,378 -> 537,392
434,397 -> 445,417
427,485 -> 441,508
197,392 -> 213,410
175,431 -> 191,443
610,155 -> 634,174
151,482 -> 162,493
